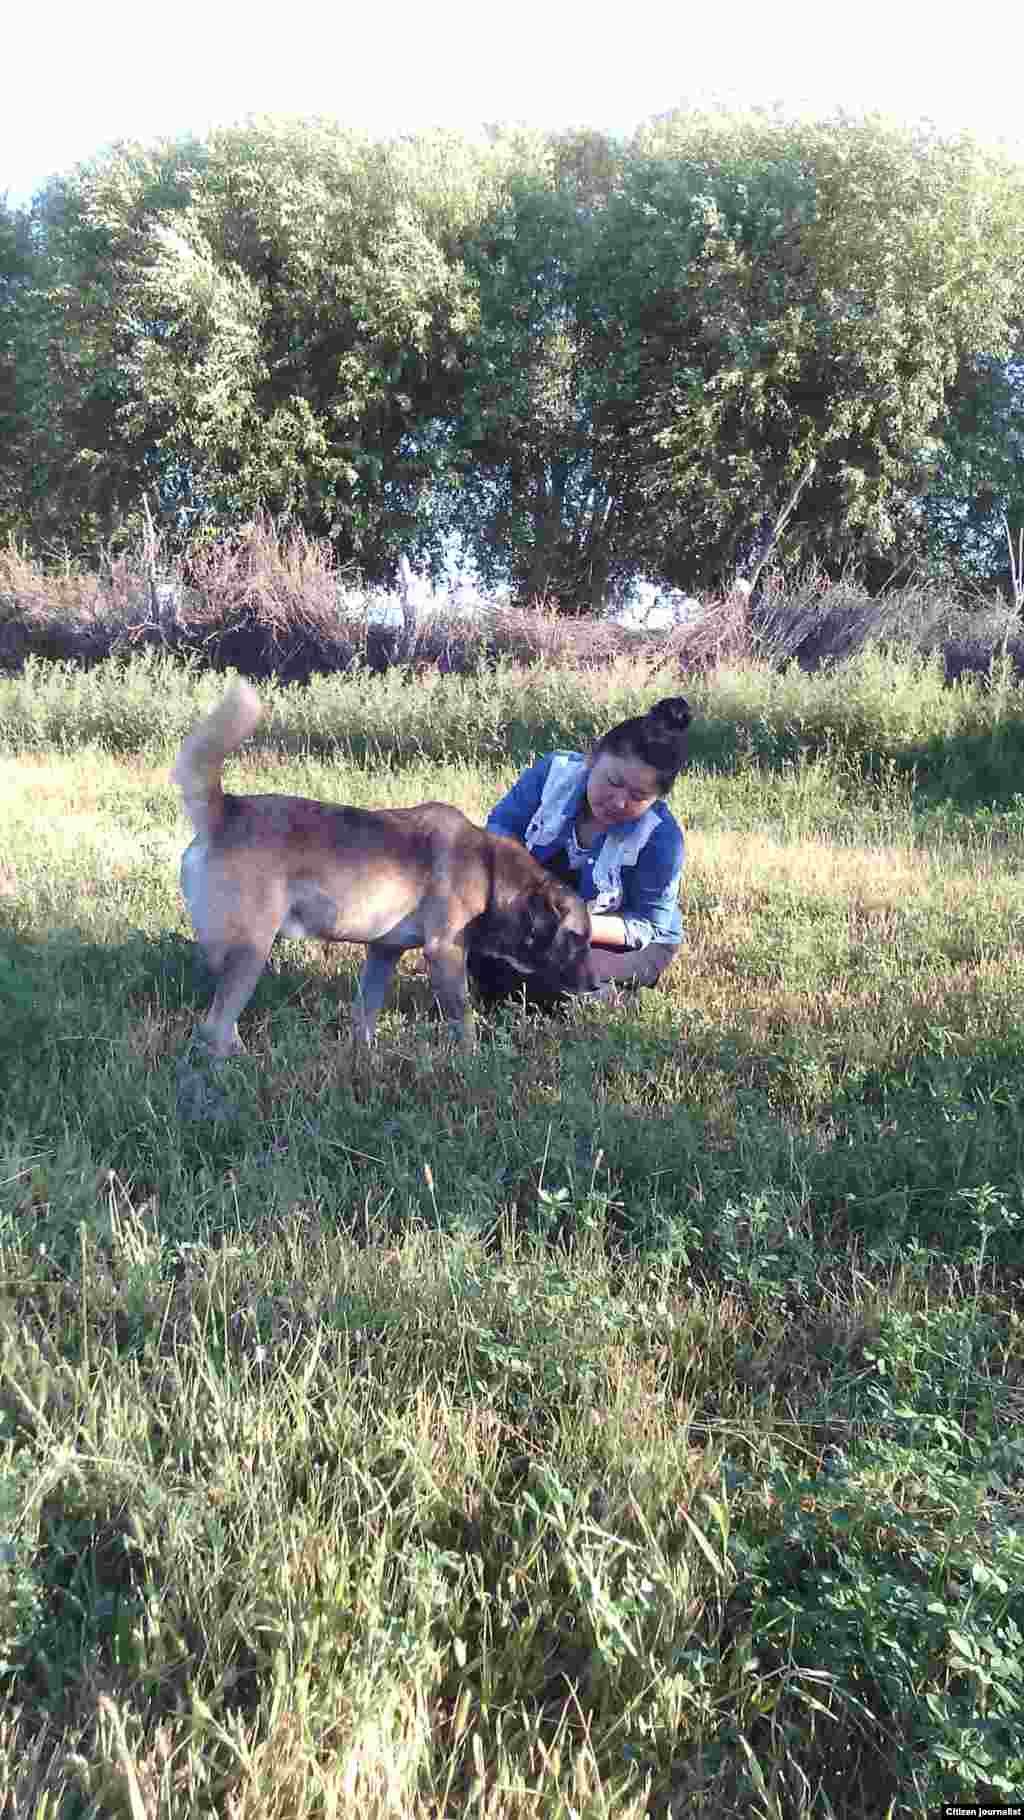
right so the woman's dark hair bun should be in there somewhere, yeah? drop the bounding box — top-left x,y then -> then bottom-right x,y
596,693 -> 692,789
644,696 -> 692,735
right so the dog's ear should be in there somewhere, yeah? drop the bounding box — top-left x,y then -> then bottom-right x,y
520,891 -> 561,958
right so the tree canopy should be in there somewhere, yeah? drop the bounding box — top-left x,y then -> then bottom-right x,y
3,108 -> 1023,605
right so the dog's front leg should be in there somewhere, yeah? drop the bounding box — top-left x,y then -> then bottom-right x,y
425,939 -> 475,1050
352,946 -> 400,1043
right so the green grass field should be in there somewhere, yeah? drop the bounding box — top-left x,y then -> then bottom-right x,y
2,650 -> 1023,1817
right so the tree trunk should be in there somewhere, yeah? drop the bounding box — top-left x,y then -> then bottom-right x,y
737,458 -> 817,598
396,556 -> 421,663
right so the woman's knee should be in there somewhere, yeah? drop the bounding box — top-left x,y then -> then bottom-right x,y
588,943 -> 678,988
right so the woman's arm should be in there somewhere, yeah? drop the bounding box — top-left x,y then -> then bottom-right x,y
614,819 -> 685,950
486,756 -> 551,842
590,913 -> 630,949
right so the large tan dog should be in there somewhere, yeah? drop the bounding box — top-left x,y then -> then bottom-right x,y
174,682 -> 593,1054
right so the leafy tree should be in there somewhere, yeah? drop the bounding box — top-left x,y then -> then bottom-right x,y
98,119 -> 496,571
0,196 -> 31,537
0,143 -> 208,554
440,128 -> 707,610
0,194 -> 63,544
5,109 -> 1023,604
4,122 -> 497,566
628,109 -> 1024,591
438,132 -> 612,608
921,349 -> 1024,594
433,113 -> 1024,606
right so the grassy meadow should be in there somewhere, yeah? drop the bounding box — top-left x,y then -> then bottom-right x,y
1,646 -> 1024,1817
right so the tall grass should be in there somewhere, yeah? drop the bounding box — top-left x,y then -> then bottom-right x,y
1,651 -> 1023,1815
6,644 -> 1024,824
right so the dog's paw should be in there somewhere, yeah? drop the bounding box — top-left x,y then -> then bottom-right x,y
194,1023 -> 246,1060
569,982 -> 617,1004
175,1055 -> 238,1123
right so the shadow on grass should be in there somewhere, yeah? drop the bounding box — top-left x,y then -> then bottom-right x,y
0,914 -> 476,1252
5,914 -> 1024,1283
892,723 -> 1024,813
0,918 -> 447,1098
687,714 -> 1024,814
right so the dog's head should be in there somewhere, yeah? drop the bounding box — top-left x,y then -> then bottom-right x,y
471,850 -> 594,993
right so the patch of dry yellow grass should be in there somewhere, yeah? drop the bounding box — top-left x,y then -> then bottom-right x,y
687,827 -> 1022,908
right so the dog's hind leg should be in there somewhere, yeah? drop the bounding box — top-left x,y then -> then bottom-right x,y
352,946 -> 401,1044
198,939 -> 276,1058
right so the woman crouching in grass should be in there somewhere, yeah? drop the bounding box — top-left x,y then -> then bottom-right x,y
469,697 -> 690,1007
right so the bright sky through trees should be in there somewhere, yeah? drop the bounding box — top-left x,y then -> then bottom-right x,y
5,0 -> 1024,205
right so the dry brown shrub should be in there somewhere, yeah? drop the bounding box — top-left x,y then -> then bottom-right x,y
408,593 -> 651,674
5,521 -> 1020,688
182,517 -> 345,641
660,568 -> 991,678
661,587 -> 753,672
0,543 -> 116,667
175,516 -> 372,678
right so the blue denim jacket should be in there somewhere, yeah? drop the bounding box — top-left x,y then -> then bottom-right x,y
487,752 -> 684,950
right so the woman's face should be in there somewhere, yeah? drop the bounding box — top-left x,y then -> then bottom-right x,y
584,747 -> 661,829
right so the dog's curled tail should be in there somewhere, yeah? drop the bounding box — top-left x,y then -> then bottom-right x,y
173,680 -> 264,838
